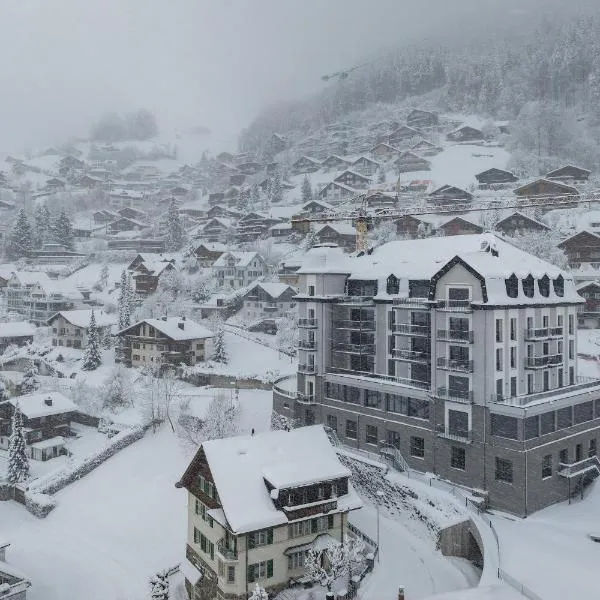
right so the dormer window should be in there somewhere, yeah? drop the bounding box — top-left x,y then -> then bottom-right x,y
522,275 -> 535,298
505,274 -> 518,298
538,275 -> 550,298
386,274 -> 399,295
553,275 -> 564,297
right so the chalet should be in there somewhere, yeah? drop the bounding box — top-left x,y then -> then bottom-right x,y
128,257 -> 176,295
513,179 -> 579,210
107,217 -> 150,235
109,189 -> 145,208
236,212 -> 280,243
237,162 -> 262,175
388,125 -> 421,146
28,243 -> 87,265
212,252 -> 267,290
545,165 -> 591,185
93,209 -> 121,225
240,282 -> 297,322
410,139 -> 442,156
475,168 -> 518,189
370,142 -> 399,161
118,206 -> 147,221
428,185 -> 473,206
394,151 -> 431,173
495,212 -> 550,236
401,179 -> 433,193
175,426 -> 362,600
208,192 -> 225,207
118,317 -> 214,368
558,230 -> 600,268
268,222 -> 292,238
290,200 -> 333,235
446,125 -> 484,142
320,155 -> 350,171
48,309 -> 116,349
436,216 -> 483,237
495,120 -> 510,134
351,156 -> 380,177
0,539 -> 31,598
333,170 -> 371,189
78,174 -> 103,188
0,321 -> 35,352
191,243 -> 227,267
314,222 -> 356,251
59,155 -> 85,172
318,181 -> 356,203
127,252 -> 177,272
171,186 -> 191,197
364,191 -> 396,212
576,281 -> 600,329
291,156 -> 321,175
268,133 -> 287,155
107,238 -> 165,253
406,109 -> 438,129
202,218 -> 236,244
45,177 -> 66,189
0,392 -> 77,460
395,214 -> 432,238
277,258 -> 303,286
206,205 -> 237,220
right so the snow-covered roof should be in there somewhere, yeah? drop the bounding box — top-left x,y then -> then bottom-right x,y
248,282 -> 296,299
29,435 -> 66,450
298,244 -> 353,274
199,426 -> 361,533
213,251 -> 262,268
317,222 -> 357,236
7,392 -> 77,419
121,317 -> 214,341
9,271 -> 52,286
0,321 -> 36,338
47,309 -> 117,329
193,242 -> 227,252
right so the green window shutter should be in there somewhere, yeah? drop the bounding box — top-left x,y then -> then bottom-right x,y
267,528 -> 273,545
247,564 -> 255,583
267,559 -> 274,579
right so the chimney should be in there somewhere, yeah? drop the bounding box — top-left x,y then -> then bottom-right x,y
398,587 -> 405,600
44,397 -> 53,407
161,316 -> 167,321
178,322 -> 185,330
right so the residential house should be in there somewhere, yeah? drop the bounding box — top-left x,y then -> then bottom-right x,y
237,162 -> 263,175
93,209 -> 121,225
394,152 -> 431,173
333,170 -> 371,190
109,189 -> 145,208
314,223 -> 356,251
279,236 -> 599,516
107,238 -> 166,253
428,185 -> 473,207
0,321 -> 36,352
364,192 -> 397,213
45,177 -> 66,190
291,156 -> 321,175
321,155 -> 351,171
475,168 -> 518,189
410,140 -> 442,156
47,309 -> 116,349
241,282 -> 297,322
191,243 -> 227,268
447,126 -> 484,142
436,216 -> 483,237
229,174 -> 246,187
576,281 -> 600,329
395,214 -> 432,238
118,207 -> 147,221
58,155 -> 85,174
0,392 -> 77,460
202,218 -> 236,244
545,165 -> 591,185
388,125 -> 422,146
513,179 -> 579,211
176,426 -> 362,600
318,182 -> 356,204
208,192 -> 225,207
28,243 -> 87,265
268,133 -> 287,155
269,222 -> 293,238
0,539 -> 31,598
406,109 -> 438,129
118,316 -> 214,367
212,252 -> 267,290
558,231 -> 600,268
277,258 -> 303,287
495,212 -> 550,236
128,257 -> 176,295
351,156 -> 380,177
370,143 -> 399,162
78,174 -> 103,188
107,216 -> 150,235
236,212 -> 280,243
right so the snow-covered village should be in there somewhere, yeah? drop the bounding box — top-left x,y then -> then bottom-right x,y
2,2 -> 600,600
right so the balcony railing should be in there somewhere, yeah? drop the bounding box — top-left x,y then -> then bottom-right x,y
333,343 -> 375,354
437,425 -> 472,443
326,367 -> 430,390
393,297 -> 430,308
392,323 -> 431,336
435,387 -> 474,404
525,354 -> 562,369
558,456 -> 600,478
337,296 -> 375,305
298,363 -> 316,374
217,538 -> 238,561
525,326 -> 563,340
298,340 -> 317,350
437,329 -> 474,343
296,393 -> 316,404
298,318 -> 318,328
436,299 -> 472,312
490,376 -> 600,406
437,357 -> 473,373
334,320 -> 375,331
391,348 -> 430,363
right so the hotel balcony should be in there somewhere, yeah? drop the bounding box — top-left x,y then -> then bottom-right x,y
298,340 -> 317,350
392,323 -> 431,337
435,387 -> 474,404
436,300 -> 472,312
437,329 -> 474,343
391,349 -> 430,364
437,357 -> 474,373
298,318 -> 318,328
524,326 -> 563,340
525,354 -> 562,369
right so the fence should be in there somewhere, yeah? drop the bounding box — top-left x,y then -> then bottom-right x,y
498,569 -> 544,600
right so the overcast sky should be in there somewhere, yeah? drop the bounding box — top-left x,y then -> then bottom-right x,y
0,0 -> 590,153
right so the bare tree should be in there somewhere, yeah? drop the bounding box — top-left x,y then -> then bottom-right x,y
304,538 -> 364,593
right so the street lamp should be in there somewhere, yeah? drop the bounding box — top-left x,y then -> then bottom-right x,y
375,489 -> 384,563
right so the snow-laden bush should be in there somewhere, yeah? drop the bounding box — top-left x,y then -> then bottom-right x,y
25,490 -> 56,518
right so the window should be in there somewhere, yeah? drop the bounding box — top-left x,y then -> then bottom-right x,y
589,439 -> 597,457
542,454 -> 552,478
308,285 -> 315,297
576,443 -> 583,462
496,378 -> 503,399
538,275 -> 550,297
524,416 -> 539,439
557,406 -> 573,429
387,430 -> 400,449
288,520 -> 311,538
522,275 -> 535,298
410,436 -> 425,458
510,318 -> 517,341
248,529 -> 273,548
495,318 -> 503,342
227,566 -> 235,583
510,347 -> 516,369
288,550 -> 308,570
568,314 -> 574,335
527,373 -> 534,394
448,410 -> 469,437
543,370 -> 549,391
540,411 -> 556,435
559,448 -> 569,464
490,414 -> 518,439
386,394 -> 430,419
569,366 -> 575,385
495,457 -> 513,483
326,415 -> 338,432
448,287 -> 469,300
194,529 -> 215,561
505,274 -> 518,298
386,274 -> 399,295
345,419 -> 357,439
553,275 -> 564,297
510,376 -> 517,398
364,389 -> 381,409
365,424 -> 378,445
569,340 -> 574,360
451,446 -> 466,470
247,560 -> 274,582
496,348 -> 503,371
574,402 -> 593,424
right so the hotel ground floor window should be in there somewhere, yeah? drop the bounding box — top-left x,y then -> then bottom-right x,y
410,436 -> 425,458
387,430 -> 400,449
451,446 -> 466,470
495,457 -> 513,483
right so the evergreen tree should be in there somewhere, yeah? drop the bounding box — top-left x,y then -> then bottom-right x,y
149,569 -> 170,600
98,265 -> 109,290
250,184 -> 260,210
83,311 -> 102,371
212,321 -> 227,364
7,404 -> 30,484
0,378 -> 8,402
20,362 -> 39,394
301,175 -> 313,203
165,198 -> 184,251
269,170 -> 283,204
118,270 -> 132,330
53,211 -> 74,250
7,208 -> 33,260
34,204 -> 50,249
102,365 -> 131,409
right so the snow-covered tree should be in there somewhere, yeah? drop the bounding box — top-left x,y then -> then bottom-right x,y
250,184 -> 261,211
190,273 -> 214,304
52,210 -> 74,250
249,583 -> 268,600
269,170 -> 283,204
370,220 -> 397,245
301,175 -> 313,203
20,361 -> 39,394
34,204 -> 51,249
304,539 -> 363,593
118,270 -> 132,330
0,378 -> 8,402
82,311 -> 102,371
212,320 -> 227,363
165,198 -> 184,251
102,365 -> 132,410
276,314 -> 298,357
7,208 -> 33,260
303,230 -> 319,251
98,264 -> 109,290
7,404 -> 30,484
271,410 -> 295,431
149,569 -> 169,600
507,230 -> 568,269
203,390 -> 240,440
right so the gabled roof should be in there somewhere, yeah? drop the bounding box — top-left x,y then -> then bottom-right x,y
7,392 -> 77,419
475,167 -> 518,181
193,242 -> 228,253
47,309 -> 117,329
301,199 -> 333,211
389,125 -> 421,137
429,184 -> 472,199
292,156 -> 321,166
118,317 -> 214,341
558,230 -> 600,249
546,165 -> 591,178
0,321 -> 36,338
496,211 -> 550,230
319,181 -> 357,195
513,178 -> 579,196
437,216 -> 483,232
322,154 -> 350,164
246,281 -> 297,300
333,170 -> 371,184
351,156 -> 379,166
316,222 -> 356,236
213,251 -> 263,268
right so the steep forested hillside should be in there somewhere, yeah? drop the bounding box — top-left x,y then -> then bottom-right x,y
240,12 -> 600,174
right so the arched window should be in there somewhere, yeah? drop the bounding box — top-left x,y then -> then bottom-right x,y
505,274 -> 518,298
386,274 -> 399,295
538,275 -> 550,298
522,274 -> 535,298
553,275 -> 564,297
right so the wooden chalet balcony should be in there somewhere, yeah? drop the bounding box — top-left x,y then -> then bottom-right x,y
524,326 -> 563,340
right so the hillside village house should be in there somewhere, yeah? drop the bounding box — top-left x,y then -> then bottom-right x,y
118,317 -> 214,368
191,243 -> 227,268
28,243 -> 87,265
363,191 -> 397,212
436,216 -> 483,237
446,125 -> 484,142
47,310 -> 116,349
475,168 -> 518,189
333,170 -> 371,190
545,165 -> 591,184
370,143 -> 399,161
241,283 -> 297,322
176,426 -> 362,600
0,321 -> 36,352
394,152 -> 431,173
428,185 -> 473,207
291,156 -> 321,175
202,218 -> 236,244
275,237 -> 600,516
129,257 -> 176,295
495,212 -> 550,237
388,125 -> 421,146
320,155 -> 350,171
314,223 -> 357,252
558,231 -> 600,268
513,179 -> 579,211
406,109 -> 439,129
351,156 -> 380,177
212,252 -> 267,290
0,392 -> 77,461
0,539 -> 31,598
318,181 -> 356,204
235,213 -> 280,243
410,139 -> 442,156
